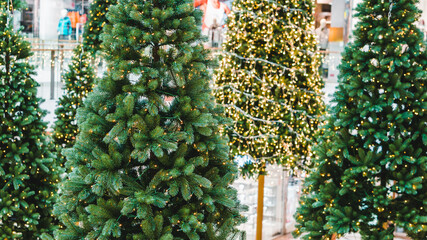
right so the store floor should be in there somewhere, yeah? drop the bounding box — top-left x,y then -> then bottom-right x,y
272,233 -> 410,240
273,234 -> 360,240
272,233 -> 294,240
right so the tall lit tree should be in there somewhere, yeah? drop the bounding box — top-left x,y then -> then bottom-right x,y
83,0 -> 117,55
215,0 -> 325,176
52,45 -> 96,168
0,2 -> 60,238
215,1 -> 325,239
53,0 -> 245,239
294,0 -> 426,239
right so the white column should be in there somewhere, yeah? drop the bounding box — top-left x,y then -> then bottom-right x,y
419,0 -> 427,39
326,0 -> 345,84
420,0 -> 427,23
330,0 -> 345,29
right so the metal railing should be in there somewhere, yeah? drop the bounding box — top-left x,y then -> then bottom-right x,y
27,39 -> 79,100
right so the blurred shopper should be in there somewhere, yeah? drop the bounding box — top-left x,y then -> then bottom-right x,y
57,9 -> 72,40
194,0 -> 231,35
315,18 -> 329,50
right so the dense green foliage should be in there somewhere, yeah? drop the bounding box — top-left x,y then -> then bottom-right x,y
215,0 -> 325,176
83,0 -> 117,55
0,0 -> 26,10
52,45 -> 96,168
0,6 -> 59,238
294,0 -> 427,239
53,0 -> 245,239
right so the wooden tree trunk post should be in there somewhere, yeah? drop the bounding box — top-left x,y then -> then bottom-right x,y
256,174 -> 265,240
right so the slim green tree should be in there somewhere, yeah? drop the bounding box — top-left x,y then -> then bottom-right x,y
52,0 -> 116,170
214,0 -> 325,176
53,0 -> 245,239
83,0 -> 117,55
52,45 -> 96,168
0,3 -> 59,238
52,0 -> 115,169
293,123 -> 341,240
294,0 -> 426,239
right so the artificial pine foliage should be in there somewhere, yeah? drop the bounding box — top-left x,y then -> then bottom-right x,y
53,0 -> 245,239
214,0 -> 325,176
293,123 -> 342,240
0,5 -> 59,239
83,0 -> 117,55
52,45 -> 96,168
294,0 -> 427,239
0,0 -> 25,10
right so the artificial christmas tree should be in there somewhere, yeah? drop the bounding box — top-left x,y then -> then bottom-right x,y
83,0 -> 117,55
215,1 -> 325,238
294,0 -> 426,239
293,124 -> 340,240
53,0 -> 245,239
0,2 -> 60,238
52,45 -> 96,168
215,0 -> 325,176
